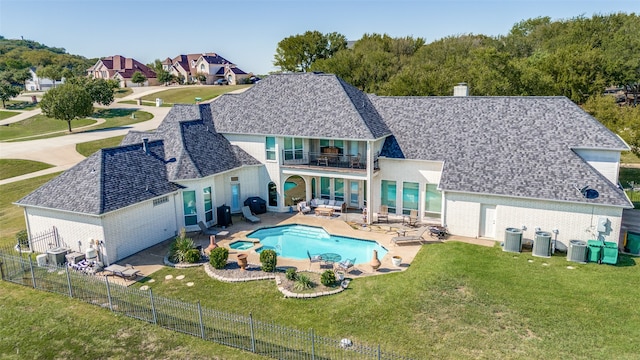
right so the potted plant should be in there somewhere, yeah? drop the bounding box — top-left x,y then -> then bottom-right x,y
392,255 -> 402,267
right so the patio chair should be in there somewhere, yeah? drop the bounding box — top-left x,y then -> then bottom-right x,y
307,250 -> 322,269
406,209 -> 418,227
377,205 -> 389,223
349,153 -> 361,168
297,201 -> 311,214
335,258 -> 356,274
241,206 -> 261,223
391,227 -> 429,245
198,221 -> 218,236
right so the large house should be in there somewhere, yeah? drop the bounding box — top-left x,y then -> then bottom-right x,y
16,73 -> 632,264
162,53 -> 249,85
88,55 -> 158,87
24,67 -> 64,91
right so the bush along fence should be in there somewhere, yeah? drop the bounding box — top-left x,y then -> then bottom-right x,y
0,249 -> 412,360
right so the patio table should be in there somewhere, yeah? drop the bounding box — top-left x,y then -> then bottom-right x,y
320,253 -> 342,267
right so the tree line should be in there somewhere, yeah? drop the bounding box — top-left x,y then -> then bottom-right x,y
273,13 -> 639,155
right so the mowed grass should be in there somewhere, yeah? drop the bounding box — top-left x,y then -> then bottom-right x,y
0,282 -> 266,360
0,109 -> 152,141
114,87 -> 133,98
139,85 -> 251,104
621,151 -> 640,164
0,159 -> 53,180
0,114 -> 96,140
1,176 -> 639,359
76,135 -> 126,157
0,110 -> 19,120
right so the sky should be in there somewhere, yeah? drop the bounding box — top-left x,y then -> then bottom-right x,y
1,0 -> 638,75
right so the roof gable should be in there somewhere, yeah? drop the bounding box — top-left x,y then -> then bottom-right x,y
210,73 -> 391,140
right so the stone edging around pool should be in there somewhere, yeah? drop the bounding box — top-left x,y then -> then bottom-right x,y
203,263 -> 348,299
163,255 -> 206,269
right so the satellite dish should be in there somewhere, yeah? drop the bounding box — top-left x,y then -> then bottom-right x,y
583,188 -> 599,199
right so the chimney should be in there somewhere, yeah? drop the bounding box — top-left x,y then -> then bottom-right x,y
142,138 -> 149,155
453,82 -> 469,96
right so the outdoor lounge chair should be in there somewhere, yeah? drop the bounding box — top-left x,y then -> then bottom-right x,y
241,206 -> 261,223
335,258 -> 356,273
307,250 -> 322,269
377,205 -> 389,223
349,153 -> 361,168
391,227 -> 429,245
198,221 -> 218,236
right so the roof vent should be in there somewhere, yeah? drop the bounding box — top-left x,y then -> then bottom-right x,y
453,83 -> 468,96
142,138 -> 149,155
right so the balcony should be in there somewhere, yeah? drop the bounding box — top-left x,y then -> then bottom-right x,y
281,151 -> 379,172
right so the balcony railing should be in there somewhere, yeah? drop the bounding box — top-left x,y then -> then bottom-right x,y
281,151 -> 379,170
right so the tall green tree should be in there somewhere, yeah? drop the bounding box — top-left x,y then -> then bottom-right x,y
67,77 -> 116,106
583,95 -> 640,156
0,69 -> 31,108
39,83 -> 93,132
36,65 -> 64,88
274,31 -> 347,72
131,71 -> 146,87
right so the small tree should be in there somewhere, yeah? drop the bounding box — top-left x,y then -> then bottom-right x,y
67,77 -> 115,106
39,83 -> 93,132
259,249 -> 277,272
0,69 -> 31,108
36,65 -> 64,88
131,71 -> 147,87
156,69 -> 173,85
209,247 -> 229,269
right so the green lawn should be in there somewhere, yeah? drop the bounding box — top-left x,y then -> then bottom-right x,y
621,151 -> 640,164
0,111 -> 19,120
0,159 -> 53,180
114,88 -> 133,98
140,85 -> 251,104
0,109 -> 152,141
0,114 -> 96,141
119,99 -> 173,107
3,100 -> 39,110
1,175 -> 638,359
76,135 -> 126,157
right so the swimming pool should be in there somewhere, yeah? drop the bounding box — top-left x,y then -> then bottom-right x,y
247,225 -> 387,265
284,181 -> 298,191
229,240 -> 255,250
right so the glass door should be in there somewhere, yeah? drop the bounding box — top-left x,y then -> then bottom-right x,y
350,181 -> 359,208
231,183 -> 241,213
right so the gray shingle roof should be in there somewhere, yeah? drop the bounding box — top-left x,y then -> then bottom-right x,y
373,96 -> 631,207
122,104 -> 261,181
16,141 -> 182,215
210,73 -> 391,140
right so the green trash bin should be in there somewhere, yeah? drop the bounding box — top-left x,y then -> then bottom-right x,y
602,241 -> 619,265
587,240 -> 603,263
625,232 -> 640,255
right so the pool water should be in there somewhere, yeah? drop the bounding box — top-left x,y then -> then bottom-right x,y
247,225 -> 387,265
229,240 -> 255,250
284,181 -> 298,191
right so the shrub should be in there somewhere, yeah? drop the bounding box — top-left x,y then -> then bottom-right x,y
184,248 -> 201,264
259,249 -> 277,272
293,274 -> 314,291
15,230 -> 29,248
285,268 -> 297,281
320,270 -> 336,286
169,228 -> 196,263
209,247 -> 229,269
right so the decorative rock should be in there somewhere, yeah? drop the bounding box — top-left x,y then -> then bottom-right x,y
186,282 -> 194,287
140,285 -> 149,291
165,275 -> 173,280
148,279 -> 156,283
176,275 -> 185,280
567,266 -> 575,270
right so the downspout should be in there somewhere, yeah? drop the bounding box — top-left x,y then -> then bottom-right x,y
366,141 -> 373,225
441,190 -> 447,228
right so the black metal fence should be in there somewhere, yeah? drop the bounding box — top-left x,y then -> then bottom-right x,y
0,249 -> 411,360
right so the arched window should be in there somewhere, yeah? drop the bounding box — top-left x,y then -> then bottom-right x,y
268,182 -> 277,207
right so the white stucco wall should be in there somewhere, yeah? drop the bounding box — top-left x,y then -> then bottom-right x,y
574,149 -> 622,184
373,157 -> 443,221
24,207 -> 104,254
101,194 -> 180,263
444,191 -> 624,249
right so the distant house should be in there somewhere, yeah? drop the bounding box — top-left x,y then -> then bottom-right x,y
88,55 -> 158,87
162,53 -> 249,85
16,73 -> 632,264
24,67 -> 64,91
